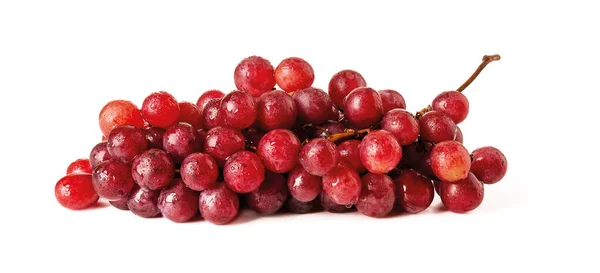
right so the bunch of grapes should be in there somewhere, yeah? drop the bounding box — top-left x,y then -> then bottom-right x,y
55,55 -> 508,224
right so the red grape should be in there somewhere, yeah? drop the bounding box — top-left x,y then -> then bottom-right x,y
419,111 -> 458,143
127,185 -> 161,218
417,150 -> 438,180
440,172 -> 484,213
455,127 -> 464,144
89,142 -> 112,168
394,169 -> 434,213
107,125 -> 148,163
275,57 -> 314,92
196,90 -> 224,112
299,138 -> 339,176
131,149 -> 176,190
256,90 -> 297,130
204,126 -> 246,166
285,197 -> 315,214
220,90 -> 257,129
359,130 -> 402,174
177,102 -> 203,129
158,179 -> 199,223
399,142 -> 424,169
242,127 -> 265,148
234,56 -> 276,97
337,140 -> 367,174
246,172 -> 288,214
163,122 -> 203,163
109,198 -> 129,210
202,98 -> 225,129
328,70 -> 367,109
141,91 -> 180,128
434,180 -> 442,196
356,173 -> 395,218
99,100 -> 144,137
257,129 -> 301,173
381,109 -> 419,146
470,146 -> 508,184
378,89 -> 406,112
66,159 -> 92,175
91,158 -> 135,201
287,164 -> 322,202
199,183 -> 239,225
322,163 -> 362,205
180,152 -> 219,191
293,87 -> 333,125
55,174 -> 99,210
143,127 -> 165,149
321,121 -> 346,136
430,141 -> 471,183
432,91 -> 469,124
329,103 -> 341,122
223,151 -> 265,194
320,192 -> 353,213
343,87 -> 384,129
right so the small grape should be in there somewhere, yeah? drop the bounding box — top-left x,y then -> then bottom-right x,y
293,87 -> 334,125
299,138 -> 339,176
141,91 -> 180,128
220,90 -> 257,129
127,185 -> 161,218
66,159 -> 92,175
107,125 -> 148,163
163,122 -> 203,163
275,57 -> 315,92
234,56 -> 276,97
322,163 -> 362,205
470,146 -> 508,184
158,179 -> 199,223
91,158 -> 135,201
223,151 -> 265,194
440,172 -> 484,213
430,141 -> 471,183
196,90 -> 224,112
359,130 -> 402,174
343,87 -> 384,129
199,183 -> 239,225
287,164 -> 322,202
328,70 -> 367,109
394,169 -> 434,213
180,153 -> 219,191
337,140 -> 367,174
131,149 -> 176,190
177,101 -> 203,129
419,111 -> 458,143
99,100 -> 144,137
432,91 -> 469,124
256,90 -> 297,130
381,109 -> 419,146
356,173 -> 395,218
55,174 -> 99,210
378,89 -> 406,112
246,172 -> 288,214
143,127 -> 165,149
204,126 -> 246,166
257,129 -> 301,173
202,98 -> 224,129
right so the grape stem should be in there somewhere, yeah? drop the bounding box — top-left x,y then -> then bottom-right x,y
327,128 -> 371,142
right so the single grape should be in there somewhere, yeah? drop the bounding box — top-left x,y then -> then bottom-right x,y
455,127 -> 464,144
131,148 -> 176,190
204,126 -> 246,166
163,122 -> 203,163
256,90 -> 297,130
287,164 -> 322,202
381,109 -> 419,146
417,150 -> 438,180
157,178 -> 199,223
246,172 -> 288,214
299,138 -> 339,176
109,197 -> 129,210
180,152 -> 219,191
55,174 -> 99,210
419,111 -> 458,143
90,142 -> 112,168
378,89 -> 406,112
224,151 -> 265,193
127,185 -> 161,218
199,183 -> 239,225
91,158 -> 135,201
274,57 -> 315,92
322,163 -> 362,205
177,101 -> 203,129
399,142 -> 424,169
220,90 -> 257,129
107,125 -> 148,163
430,140 -> 471,183
432,91 -> 469,124
196,90 -> 224,112
343,87 -> 384,129
356,173 -> 395,218
202,98 -> 225,129
293,87 -> 334,125
328,69 -> 367,109
470,146 -> 508,184
394,169 -> 434,213
143,127 -> 165,149
440,172 -> 484,213
66,159 -> 92,175
141,91 -> 180,128
234,56 -> 276,97
320,192 -> 352,213
257,129 -> 301,173
99,100 -> 144,137
284,197 -> 315,214
329,103 -> 341,122
337,140 -> 367,174
359,130 -> 402,174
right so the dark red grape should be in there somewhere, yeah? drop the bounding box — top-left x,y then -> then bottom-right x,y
246,172 -> 288,214
109,198 -> 129,210
284,197 -> 315,214
320,192 -> 352,213
204,126 -> 246,166
234,56 -> 276,97
321,122 -> 346,136
90,142 -> 112,168
157,179 -> 199,223
257,129 -> 301,173
322,163 -> 362,205
378,89 -> 406,112
287,164 -> 322,202
202,98 -> 224,129
440,172 -> 484,213
343,87 -> 383,129
293,87 -> 333,125
180,152 -> 219,191
256,90 -> 297,130
131,148 -> 176,190
66,159 -> 92,175
434,180 -> 442,196
455,127 -> 464,144
299,138 -> 339,176
329,103 -> 341,122
163,122 -> 203,163
356,173 -> 395,218
275,57 -> 315,92
177,101 -> 203,129
394,169 -> 434,213
199,183 -> 239,225
399,142 -> 424,169
381,109 -> 419,146
143,127 -> 165,149
470,146 -> 508,184
242,127 -> 265,148
91,158 -> 135,201
224,151 -> 265,193
99,100 -> 144,137
141,91 -> 180,128
432,91 -> 469,124
328,70 -> 367,109
107,125 -> 148,163
359,130 -> 402,174
337,140 -> 367,174
430,141 -> 471,183
127,185 -> 161,218
419,111 -> 458,143
417,150 -> 438,180
220,90 -> 257,129
55,174 -> 99,210
196,90 -> 224,112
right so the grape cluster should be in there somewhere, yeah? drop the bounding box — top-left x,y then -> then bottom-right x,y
54,55 -> 508,224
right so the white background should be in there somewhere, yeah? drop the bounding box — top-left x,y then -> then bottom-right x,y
1,1 -> 598,272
